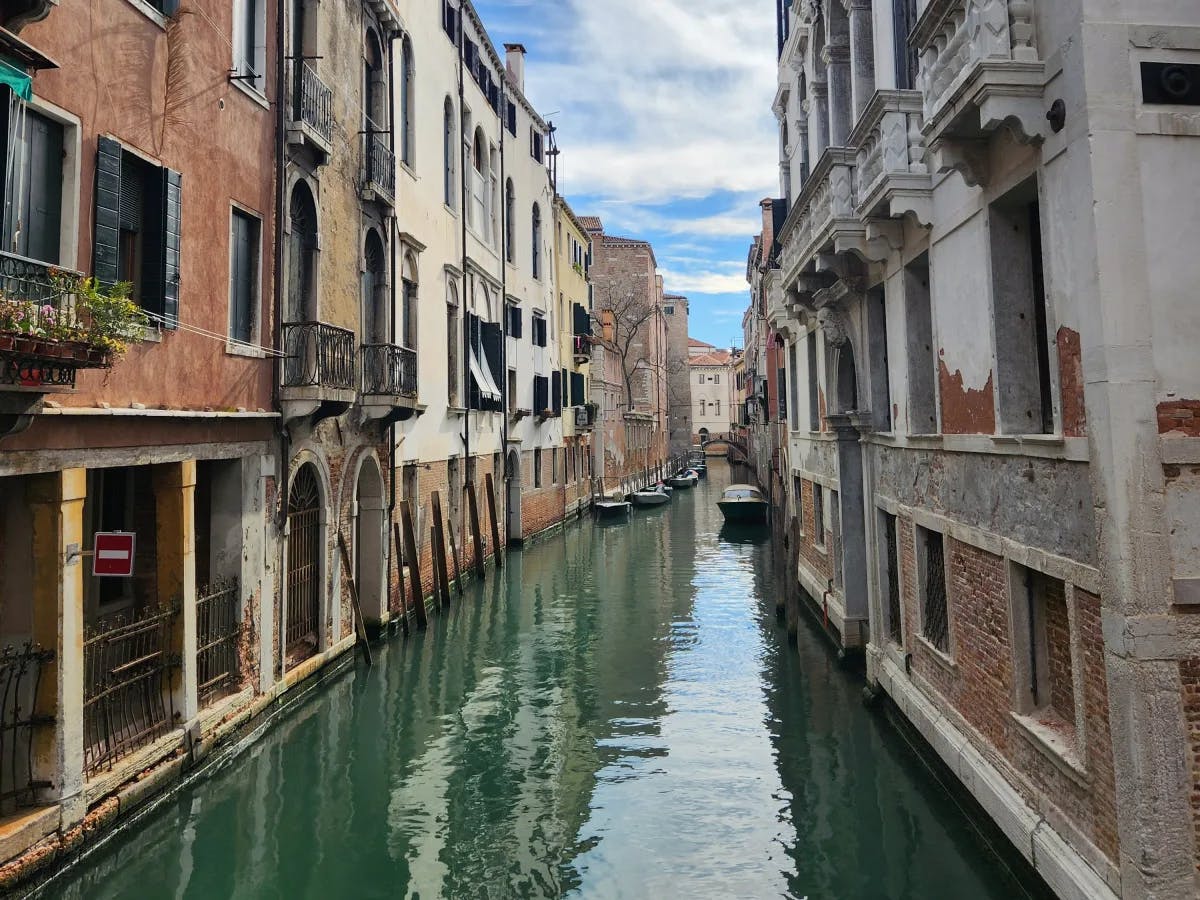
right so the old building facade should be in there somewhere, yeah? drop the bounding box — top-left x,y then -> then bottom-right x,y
662,293 -> 693,456
760,0 -> 1200,897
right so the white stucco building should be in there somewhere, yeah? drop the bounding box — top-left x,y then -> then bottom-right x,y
688,341 -> 737,443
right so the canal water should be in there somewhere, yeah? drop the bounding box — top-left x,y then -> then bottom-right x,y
38,462 -> 1045,900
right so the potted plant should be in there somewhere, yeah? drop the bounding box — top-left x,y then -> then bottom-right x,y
76,279 -> 145,363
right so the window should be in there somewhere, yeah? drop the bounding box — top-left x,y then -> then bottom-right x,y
904,253 -> 937,434
793,474 -> 804,533
285,181 -> 317,322
714,374 -> 720,385
94,138 -> 182,326
363,30 -> 387,137
534,448 -> 542,488
401,252 -> 418,350
868,288 -> 892,431
664,305 -> 674,315
918,527 -> 949,653
2,97 -> 65,264
813,483 -> 825,547
789,341 -> 800,430
530,127 -> 544,163
506,304 -> 523,339
447,281 -> 460,406
880,511 -> 902,644
443,98 -> 456,208
776,364 -> 787,421
470,127 -> 487,230
1011,565 -> 1076,737
715,399 -> 721,417
551,448 -> 558,484
399,37 -> 414,166
533,373 -> 549,412
441,0 -> 459,41
507,368 -> 517,408
531,203 -> 542,279
698,398 -> 705,416
233,0 -> 266,90
229,209 -> 260,343
807,331 -> 819,431
504,179 -> 515,263
531,314 -> 547,347
990,180 -> 1054,434
893,0 -> 920,90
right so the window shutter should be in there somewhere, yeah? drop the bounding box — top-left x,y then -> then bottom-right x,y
570,371 -> 585,406
93,136 -> 122,286
552,369 -> 562,415
481,320 -> 503,411
161,167 -> 182,328
533,374 -> 548,413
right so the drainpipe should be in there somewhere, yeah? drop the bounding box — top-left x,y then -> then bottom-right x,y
273,0 -> 289,681
387,39 -> 398,610
457,7 -> 471,560
498,81 -> 509,547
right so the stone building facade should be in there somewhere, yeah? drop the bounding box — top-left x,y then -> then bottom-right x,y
759,0 -> 1200,897
662,293 -> 693,456
688,343 -> 737,444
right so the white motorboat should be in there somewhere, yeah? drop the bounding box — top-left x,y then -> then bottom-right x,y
631,486 -> 670,507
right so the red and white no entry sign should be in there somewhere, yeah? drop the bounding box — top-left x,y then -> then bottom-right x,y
93,532 -> 136,578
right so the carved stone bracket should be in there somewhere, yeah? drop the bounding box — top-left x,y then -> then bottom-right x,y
816,305 -> 851,348
930,137 -> 990,188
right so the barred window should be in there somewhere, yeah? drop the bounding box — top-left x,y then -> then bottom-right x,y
919,527 -> 949,653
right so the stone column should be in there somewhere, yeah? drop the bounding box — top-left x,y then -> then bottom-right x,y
829,418 -> 869,628
823,44 -> 853,146
154,461 -> 198,730
845,0 -> 875,122
807,82 -> 830,162
28,468 -> 86,827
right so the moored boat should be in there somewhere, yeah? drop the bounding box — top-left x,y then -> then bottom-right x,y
717,484 -> 768,524
631,486 -> 671,507
594,498 -> 631,518
666,472 -> 696,488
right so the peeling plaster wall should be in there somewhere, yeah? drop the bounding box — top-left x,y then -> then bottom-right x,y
869,444 -> 1097,568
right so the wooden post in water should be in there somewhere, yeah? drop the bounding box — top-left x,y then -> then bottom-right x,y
466,481 -> 485,578
484,472 -> 503,569
336,532 -> 374,667
447,507 -> 463,596
430,491 -> 452,606
399,500 -> 427,629
392,521 -> 409,636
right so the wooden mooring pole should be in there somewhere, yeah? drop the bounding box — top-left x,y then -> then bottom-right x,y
336,532 -> 374,667
466,481 -> 485,578
485,472 -> 503,569
392,520 -> 410,637
399,500 -> 427,629
430,491 -> 452,607
447,506 -> 464,596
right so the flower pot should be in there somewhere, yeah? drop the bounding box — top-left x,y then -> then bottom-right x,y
0,334 -> 13,351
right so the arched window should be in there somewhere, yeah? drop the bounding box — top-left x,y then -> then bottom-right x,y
470,127 -> 487,229
504,179 -> 515,263
400,36 -> 414,166
362,229 -> 388,343
363,29 -> 386,134
287,181 -> 318,323
443,98 -> 456,208
531,203 -> 542,280
402,252 -> 418,351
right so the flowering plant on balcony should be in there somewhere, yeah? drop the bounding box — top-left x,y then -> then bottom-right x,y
0,274 -> 146,361
76,278 -> 147,357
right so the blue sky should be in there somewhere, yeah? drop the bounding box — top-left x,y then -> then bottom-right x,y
473,0 -> 779,349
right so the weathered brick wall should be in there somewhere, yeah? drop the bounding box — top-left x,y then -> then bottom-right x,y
1182,658 -> 1200,874
897,518 -> 1119,866
797,479 -> 832,584
1043,577 -> 1077,723
519,447 -> 568,539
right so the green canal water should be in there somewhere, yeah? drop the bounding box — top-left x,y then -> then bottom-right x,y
38,462 -> 1045,900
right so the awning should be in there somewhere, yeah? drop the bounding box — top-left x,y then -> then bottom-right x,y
0,60 -> 31,102
469,345 -> 502,401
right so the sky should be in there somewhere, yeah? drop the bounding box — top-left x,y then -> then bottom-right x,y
473,0 -> 779,350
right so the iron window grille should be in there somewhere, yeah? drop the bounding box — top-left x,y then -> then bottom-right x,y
921,530 -> 950,653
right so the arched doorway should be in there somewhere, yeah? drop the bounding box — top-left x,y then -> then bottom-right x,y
286,463 -> 323,663
355,457 -> 386,629
698,427 -> 709,445
362,229 -> 388,345
506,450 -> 522,545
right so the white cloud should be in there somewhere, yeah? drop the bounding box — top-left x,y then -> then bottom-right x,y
658,264 -> 749,295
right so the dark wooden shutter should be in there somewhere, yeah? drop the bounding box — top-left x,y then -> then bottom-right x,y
508,305 -> 522,339
162,167 -> 182,328
552,369 -> 562,415
93,136 -> 122,286
570,371 -> 585,406
230,211 -> 254,342
467,312 -> 481,409
481,320 -> 503,411
533,374 -> 548,413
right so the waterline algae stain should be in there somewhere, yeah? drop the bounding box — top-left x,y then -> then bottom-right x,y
39,463 -> 1044,899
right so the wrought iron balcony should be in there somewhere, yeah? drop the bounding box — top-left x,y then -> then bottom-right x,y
851,90 -> 932,227
361,343 -> 416,398
0,251 -> 113,392
362,135 -> 395,205
281,321 -> 356,391
913,0 -> 1045,185
574,404 -> 595,430
572,335 -> 590,364
292,62 -> 333,153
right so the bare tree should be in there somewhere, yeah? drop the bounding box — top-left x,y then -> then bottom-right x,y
590,273 -> 661,412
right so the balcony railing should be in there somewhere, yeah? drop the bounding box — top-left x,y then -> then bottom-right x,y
573,335 -> 590,362
852,90 -> 932,226
777,147 -> 860,281
197,580 -> 241,707
282,321 -> 356,390
0,251 -> 113,389
0,643 -> 53,816
295,62 -> 333,145
913,0 -> 1044,158
363,134 -> 395,202
574,405 -> 595,429
361,343 -> 417,397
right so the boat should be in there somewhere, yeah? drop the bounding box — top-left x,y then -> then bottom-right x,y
689,460 -> 707,479
717,484 -> 769,524
594,498 -> 631,518
631,486 -> 671,507
666,472 -> 696,488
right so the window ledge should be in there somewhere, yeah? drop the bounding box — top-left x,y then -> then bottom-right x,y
226,342 -> 266,359
139,325 -> 163,344
229,77 -> 270,111
1010,711 -> 1089,789
446,405 -> 467,416
917,635 -> 957,674
122,0 -> 167,28
399,161 -> 417,182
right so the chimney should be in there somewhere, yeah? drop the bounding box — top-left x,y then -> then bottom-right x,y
759,199 -> 775,264
504,43 -> 527,93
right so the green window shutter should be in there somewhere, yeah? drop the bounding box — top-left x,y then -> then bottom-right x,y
93,136 -> 122,286
551,369 -> 562,415
162,167 -> 182,328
